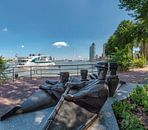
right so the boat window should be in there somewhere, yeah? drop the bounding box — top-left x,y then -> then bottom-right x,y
18,59 -> 28,62
31,58 -> 38,63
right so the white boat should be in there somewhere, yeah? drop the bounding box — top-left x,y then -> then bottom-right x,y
16,55 -> 55,66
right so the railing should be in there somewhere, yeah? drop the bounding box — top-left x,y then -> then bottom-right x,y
2,64 -> 97,82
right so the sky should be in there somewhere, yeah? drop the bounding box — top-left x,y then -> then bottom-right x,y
0,0 -> 132,59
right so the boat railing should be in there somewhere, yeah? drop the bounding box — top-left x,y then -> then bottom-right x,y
1,64 -> 97,82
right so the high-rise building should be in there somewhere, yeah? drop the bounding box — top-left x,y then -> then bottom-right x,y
102,43 -> 106,59
89,43 -> 96,61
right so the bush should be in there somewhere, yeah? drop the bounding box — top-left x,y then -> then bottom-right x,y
129,85 -> 148,112
0,57 -> 7,81
113,100 -> 135,118
131,56 -> 146,68
121,112 -> 144,130
113,85 -> 147,130
0,57 -> 6,71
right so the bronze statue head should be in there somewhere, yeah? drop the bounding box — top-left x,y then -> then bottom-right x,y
80,69 -> 88,81
95,61 -> 108,80
109,62 -> 118,75
60,72 -> 69,83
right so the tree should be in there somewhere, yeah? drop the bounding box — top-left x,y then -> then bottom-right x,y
114,20 -> 136,56
105,20 -> 139,71
105,35 -> 117,56
119,0 -> 148,60
119,0 -> 148,24
134,21 -> 148,60
105,20 -> 136,57
110,47 -> 133,71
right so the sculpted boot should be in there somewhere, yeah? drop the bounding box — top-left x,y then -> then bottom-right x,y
107,62 -> 119,97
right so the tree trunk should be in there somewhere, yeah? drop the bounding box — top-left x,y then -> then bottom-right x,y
146,42 -> 148,61
131,45 -> 134,60
140,40 -> 148,60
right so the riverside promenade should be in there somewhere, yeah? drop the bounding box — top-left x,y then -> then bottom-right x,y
0,66 -> 147,130
0,65 -> 147,116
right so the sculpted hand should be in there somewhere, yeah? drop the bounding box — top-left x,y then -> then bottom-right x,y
65,82 -> 74,89
63,94 -> 74,101
51,87 -> 64,93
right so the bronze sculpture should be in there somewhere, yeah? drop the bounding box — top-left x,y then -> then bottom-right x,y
0,72 -> 70,121
64,61 -> 109,113
80,69 -> 88,81
44,62 -> 109,130
89,73 -> 98,79
107,62 -> 119,97
89,62 -> 119,97
1,61 -> 112,130
0,70 -> 89,121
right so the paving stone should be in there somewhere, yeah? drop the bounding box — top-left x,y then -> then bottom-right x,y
88,98 -> 119,130
114,83 -> 143,101
0,107 -> 54,130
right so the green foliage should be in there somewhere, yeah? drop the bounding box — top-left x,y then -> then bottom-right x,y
105,35 -> 117,56
121,113 -> 145,130
105,20 -> 138,71
113,85 -> 147,129
130,85 -> 148,112
105,20 -> 136,57
135,22 -> 148,60
112,101 -> 124,117
112,100 -> 135,118
130,86 -> 146,105
119,0 -> 148,60
131,56 -> 146,68
0,57 -> 7,81
113,100 -> 144,130
114,20 -> 136,49
135,22 -> 148,42
109,46 -> 132,71
143,85 -> 148,112
105,1 -> 148,66
105,20 -> 147,68
106,0 -> 148,62
119,0 -> 148,24
0,57 -> 6,73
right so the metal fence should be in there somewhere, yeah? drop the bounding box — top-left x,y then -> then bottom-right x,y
2,64 -> 97,82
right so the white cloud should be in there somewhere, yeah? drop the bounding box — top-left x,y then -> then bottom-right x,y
21,45 -> 25,48
52,42 -> 69,48
2,27 -> 8,32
